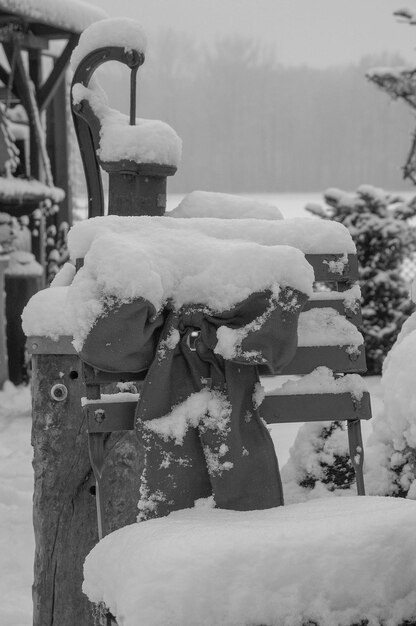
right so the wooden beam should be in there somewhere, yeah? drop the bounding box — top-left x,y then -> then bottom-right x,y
262,391 -> 372,424
2,44 -> 33,125
0,258 -> 9,388
259,344 -> 367,376
0,62 -> 10,88
38,35 -> 78,112
28,48 -> 42,178
46,77 -> 71,224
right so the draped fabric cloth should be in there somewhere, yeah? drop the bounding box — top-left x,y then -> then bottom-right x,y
79,286 -> 308,519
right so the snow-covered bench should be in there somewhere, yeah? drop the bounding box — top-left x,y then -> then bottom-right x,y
23,210 -> 376,626
71,210 -> 371,528
55,210 -> 378,626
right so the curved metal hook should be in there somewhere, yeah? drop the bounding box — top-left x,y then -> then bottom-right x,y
70,46 -> 145,218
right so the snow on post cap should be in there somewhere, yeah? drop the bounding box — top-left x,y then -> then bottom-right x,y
68,215 -> 355,261
0,0 -> 107,35
171,191 -> 283,220
71,83 -> 182,167
71,17 -> 147,71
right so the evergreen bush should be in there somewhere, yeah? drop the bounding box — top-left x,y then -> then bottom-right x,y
307,184 -> 416,374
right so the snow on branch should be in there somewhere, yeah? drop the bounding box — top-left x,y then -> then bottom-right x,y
366,66 -> 416,108
393,7 -> 416,24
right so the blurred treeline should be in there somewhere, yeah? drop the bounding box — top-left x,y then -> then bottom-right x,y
99,32 -> 414,193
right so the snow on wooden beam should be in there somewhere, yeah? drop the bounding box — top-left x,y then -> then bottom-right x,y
0,0 -> 107,36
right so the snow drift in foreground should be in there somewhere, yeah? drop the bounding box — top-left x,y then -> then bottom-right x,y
365,306 -> 416,498
83,496 -> 416,626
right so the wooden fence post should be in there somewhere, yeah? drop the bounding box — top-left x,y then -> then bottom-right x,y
30,341 -> 145,626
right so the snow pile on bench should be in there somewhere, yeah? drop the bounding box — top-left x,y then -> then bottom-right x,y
298,308 -> 363,347
170,190 -> 283,220
71,83 -> 182,168
83,496 -> 416,626
268,366 -> 367,400
67,214 -> 355,260
71,17 -> 147,69
22,217 -> 314,349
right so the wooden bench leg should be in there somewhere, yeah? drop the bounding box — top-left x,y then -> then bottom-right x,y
347,419 -> 365,495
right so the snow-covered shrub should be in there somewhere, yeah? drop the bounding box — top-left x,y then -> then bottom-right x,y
281,421 -> 355,502
365,309 -> 416,499
307,184 -> 416,374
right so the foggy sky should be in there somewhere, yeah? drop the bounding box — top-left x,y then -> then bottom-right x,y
86,0 -> 416,68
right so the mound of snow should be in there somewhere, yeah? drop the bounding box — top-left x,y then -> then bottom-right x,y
170,190 -> 283,220
71,17 -> 146,70
67,214 -> 355,261
83,496 -> 416,626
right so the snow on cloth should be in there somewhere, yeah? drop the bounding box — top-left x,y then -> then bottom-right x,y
68,214 -> 355,260
66,220 -> 313,349
23,217 -> 315,343
0,0 -> 106,35
83,496 -> 416,626
80,285 -> 308,514
70,17 -> 146,70
170,190 -> 283,220
71,83 -> 182,167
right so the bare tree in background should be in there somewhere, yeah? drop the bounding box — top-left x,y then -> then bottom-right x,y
367,8 -> 416,183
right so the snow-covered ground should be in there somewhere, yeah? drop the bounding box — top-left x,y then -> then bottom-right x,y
0,376 -> 383,626
0,382 -> 33,626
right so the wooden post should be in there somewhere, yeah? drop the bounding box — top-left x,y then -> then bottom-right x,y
0,257 -> 9,387
46,74 -> 72,226
30,339 -> 144,626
